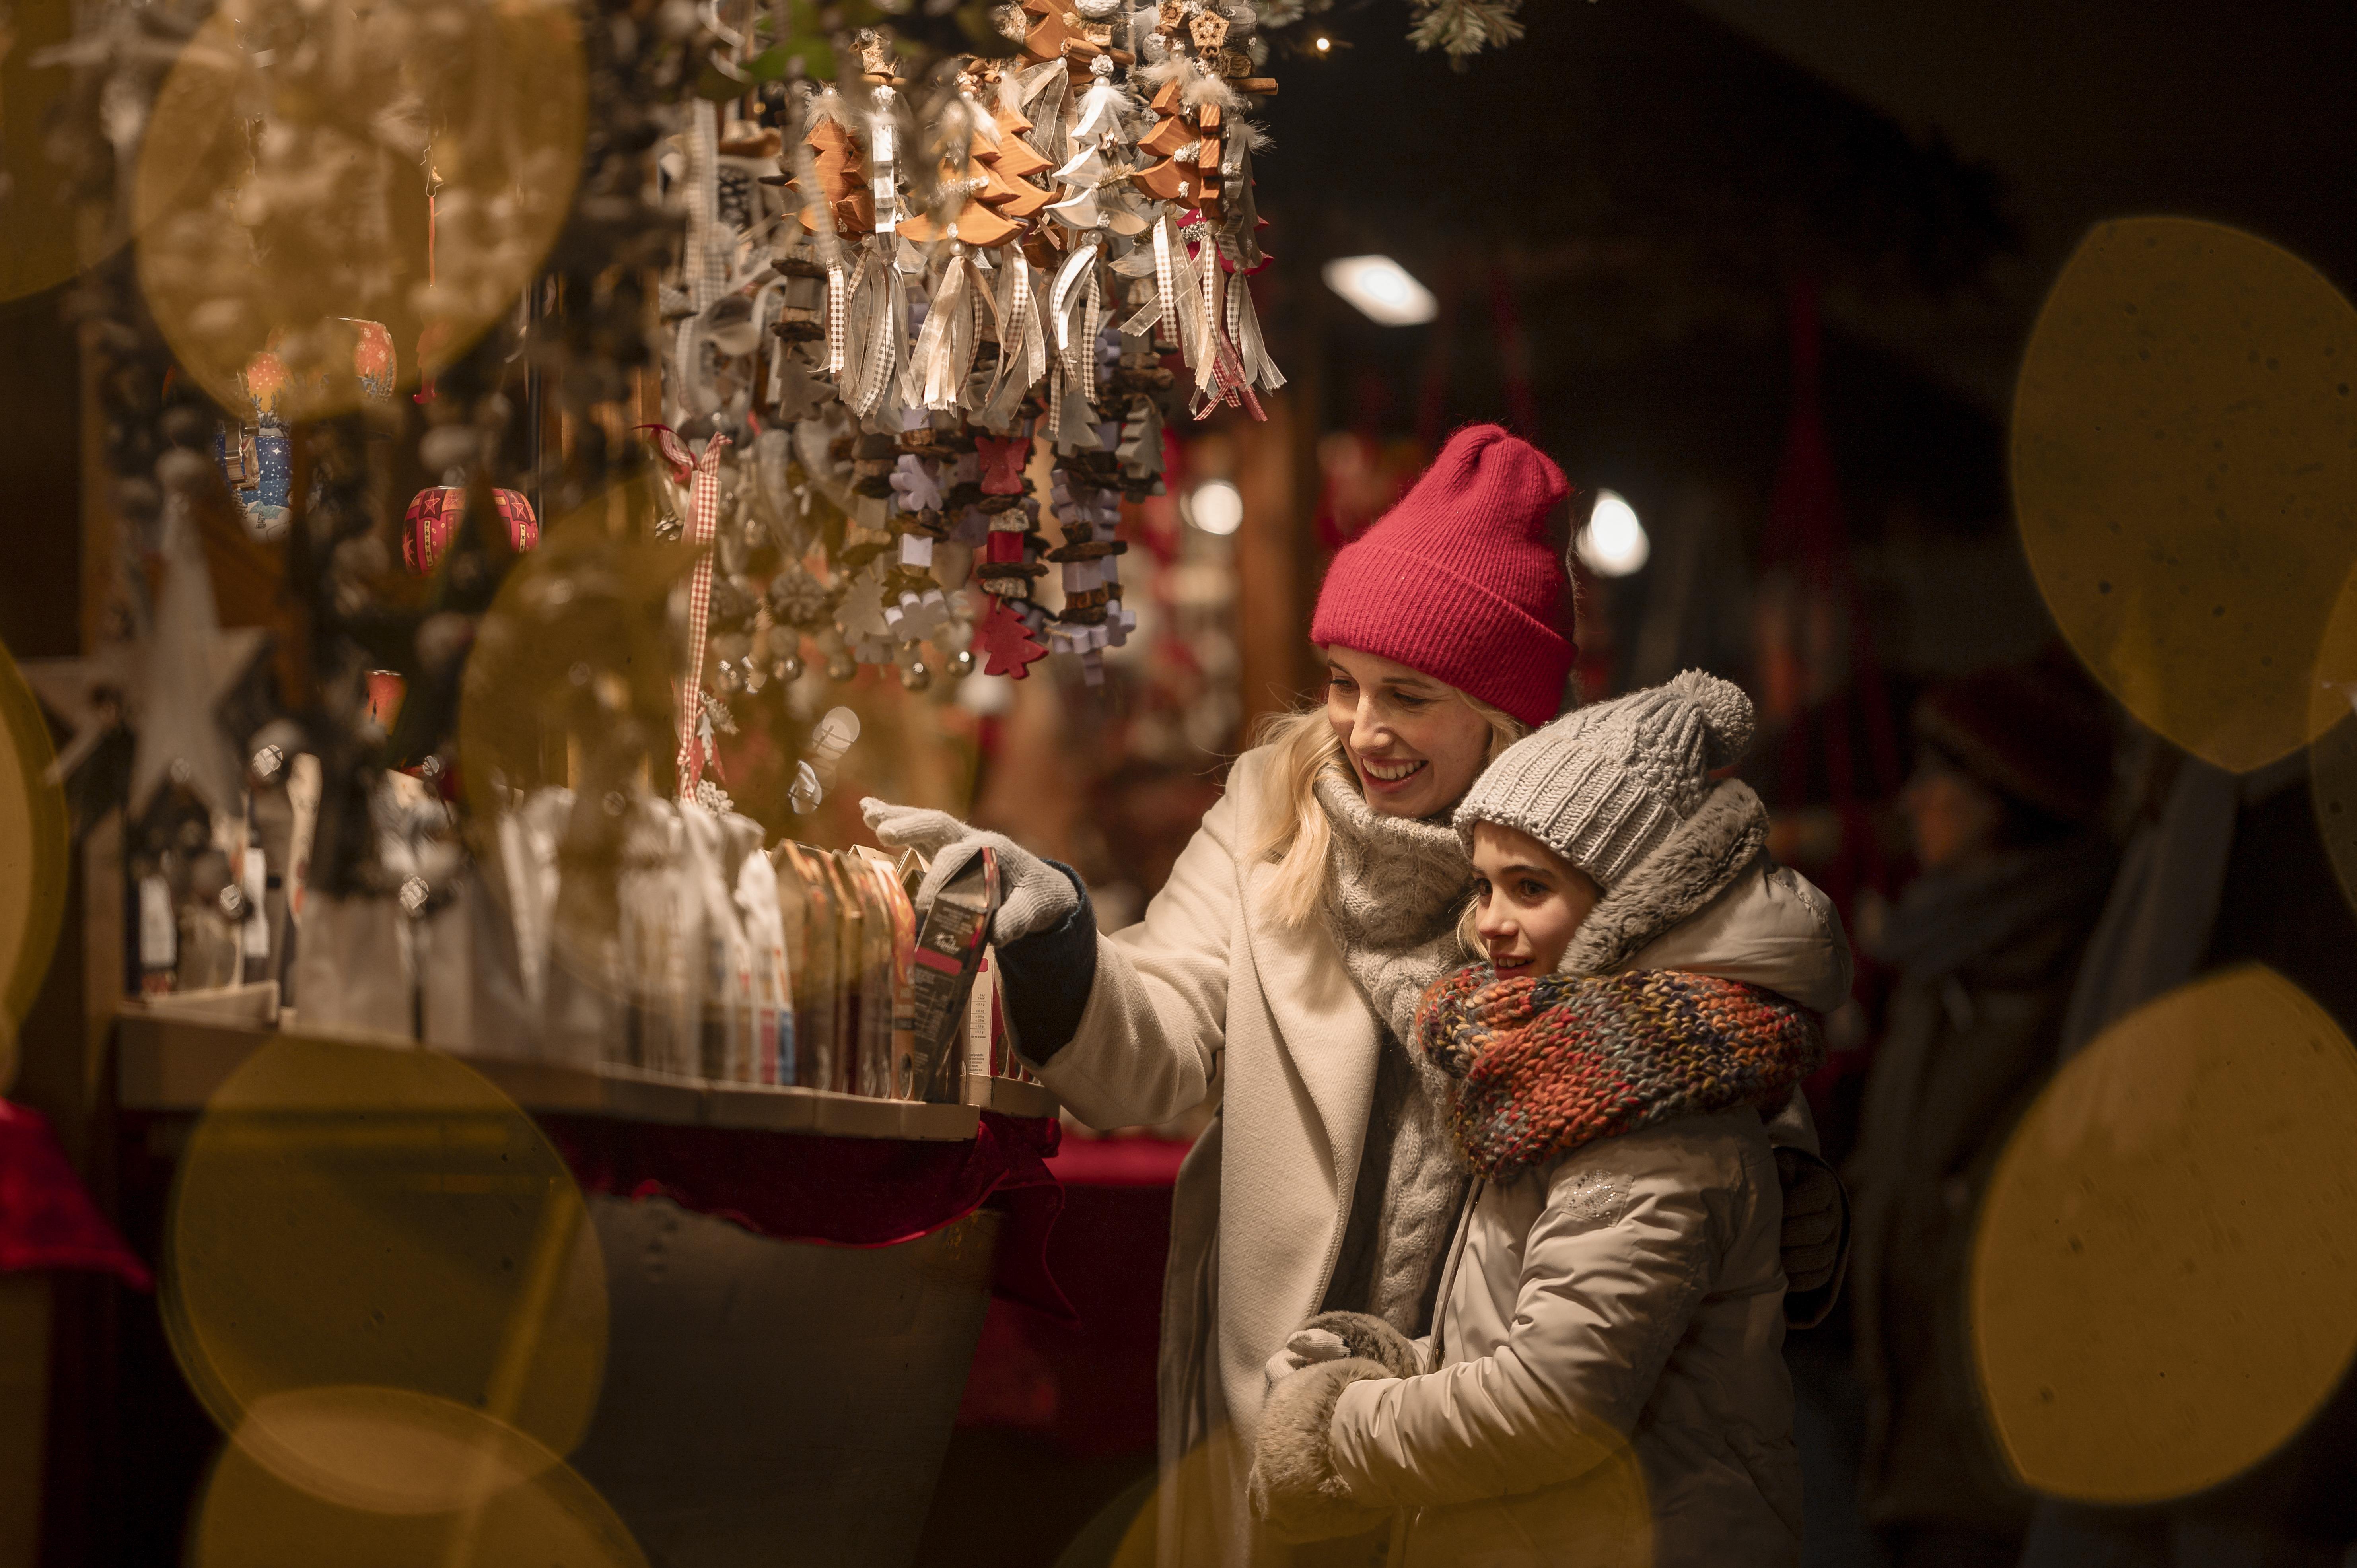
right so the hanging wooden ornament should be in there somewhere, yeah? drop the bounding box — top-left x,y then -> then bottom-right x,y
973,592 -> 1049,678
347,319 -> 396,401
401,487 -> 542,575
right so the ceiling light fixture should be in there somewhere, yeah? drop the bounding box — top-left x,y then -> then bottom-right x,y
1575,490 -> 1650,577
1186,478 -> 1244,536
1321,255 -> 1438,326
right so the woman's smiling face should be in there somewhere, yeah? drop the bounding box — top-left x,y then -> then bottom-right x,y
1324,646 -> 1495,819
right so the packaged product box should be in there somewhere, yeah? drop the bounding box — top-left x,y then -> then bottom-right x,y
775,843 -> 839,1091
908,849 -> 1000,1103
854,846 -> 920,1098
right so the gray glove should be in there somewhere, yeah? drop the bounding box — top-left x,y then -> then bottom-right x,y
860,799 -> 1080,945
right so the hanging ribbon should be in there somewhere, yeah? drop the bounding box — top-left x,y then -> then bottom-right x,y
1118,215 -> 1208,381
639,424 -> 734,795
753,278 -> 788,404
824,261 -> 850,377
685,103 -> 727,312
1182,223 -> 1260,422
786,113 -> 850,377
840,241 -> 907,420
1050,242 -> 1102,402
902,251 -> 984,412
1227,264 -> 1287,395
980,258 -> 1048,428
869,85 -> 899,235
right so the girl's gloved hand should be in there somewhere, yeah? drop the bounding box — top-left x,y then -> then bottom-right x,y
1262,1327 -> 1350,1391
1774,1146 -> 1846,1292
859,799 -> 1080,944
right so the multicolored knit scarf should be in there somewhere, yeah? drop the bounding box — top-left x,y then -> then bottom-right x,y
1413,966 -> 1826,1182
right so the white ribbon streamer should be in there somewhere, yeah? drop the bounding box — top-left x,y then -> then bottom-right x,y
869,86 -> 899,234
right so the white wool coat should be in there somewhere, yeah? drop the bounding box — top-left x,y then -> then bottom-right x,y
1031,746 -> 1851,1566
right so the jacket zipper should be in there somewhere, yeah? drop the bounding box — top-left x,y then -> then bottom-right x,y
1428,1176 -> 1483,1366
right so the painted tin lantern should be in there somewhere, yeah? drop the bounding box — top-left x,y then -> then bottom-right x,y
215,418 -> 294,541
402,486 -> 541,575
347,319 -> 396,402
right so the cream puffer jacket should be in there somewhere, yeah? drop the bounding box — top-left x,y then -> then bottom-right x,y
1026,746 -> 1848,1566
1315,1110 -> 1804,1568
1249,847 -> 1845,1567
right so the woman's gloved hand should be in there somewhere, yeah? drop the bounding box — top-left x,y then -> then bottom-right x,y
859,799 -> 1080,945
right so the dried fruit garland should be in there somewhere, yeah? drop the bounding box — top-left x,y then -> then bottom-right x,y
657,0 -> 1283,778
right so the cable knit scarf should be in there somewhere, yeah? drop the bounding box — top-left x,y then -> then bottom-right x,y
1414,966 -> 1827,1183
1312,762 -> 1473,1041
1311,762 -> 1476,1331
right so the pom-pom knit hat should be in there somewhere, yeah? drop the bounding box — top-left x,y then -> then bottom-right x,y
1309,424 -> 1575,729
1455,670 -> 1756,889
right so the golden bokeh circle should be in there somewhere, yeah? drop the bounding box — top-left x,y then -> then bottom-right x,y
1970,965 -> 2357,1503
193,1399 -> 647,1568
455,477 -> 693,831
0,0 -> 99,303
134,0 -> 586,421
231,1385 -> 573,1514
2305,558 -> 2357,917
162,1034 -> 609,1482
2013,217 -> 2357,774
0,638 -> 70,1094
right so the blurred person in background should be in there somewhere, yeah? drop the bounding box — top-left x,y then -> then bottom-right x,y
1847,660 -> 2118,1568
2014,728 -> 2357,1568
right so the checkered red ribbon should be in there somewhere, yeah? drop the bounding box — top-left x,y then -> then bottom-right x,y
642,424 -> 733,795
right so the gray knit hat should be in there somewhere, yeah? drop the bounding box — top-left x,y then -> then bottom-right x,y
1454,670 -> 1757,888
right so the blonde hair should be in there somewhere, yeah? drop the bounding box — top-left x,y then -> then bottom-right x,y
1249,682 -> 1526,929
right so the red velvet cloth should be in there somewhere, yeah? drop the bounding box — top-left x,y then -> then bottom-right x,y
0,1101 -> 152,1288
540,1110 -> 1072,1320
956,1134 -> 1193,1456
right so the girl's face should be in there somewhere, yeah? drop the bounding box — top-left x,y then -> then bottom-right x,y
1470,821 -> 1602,978
1324,646 -> 1495,820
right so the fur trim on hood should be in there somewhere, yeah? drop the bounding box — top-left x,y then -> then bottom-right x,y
1558,777 -> 1769,979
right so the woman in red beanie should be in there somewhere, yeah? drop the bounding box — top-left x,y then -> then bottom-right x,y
864,426 -> 1842,1564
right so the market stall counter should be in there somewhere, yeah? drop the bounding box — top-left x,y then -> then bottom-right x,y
112,1007 -> 1067,1568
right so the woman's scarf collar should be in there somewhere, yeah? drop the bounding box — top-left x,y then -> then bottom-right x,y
1311,760 -> 1473,1043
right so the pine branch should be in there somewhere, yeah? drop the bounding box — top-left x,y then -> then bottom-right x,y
1406,0 -> 1526,66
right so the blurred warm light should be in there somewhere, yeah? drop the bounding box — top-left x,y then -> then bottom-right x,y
134,0 -> 587,420
1185,479 -> 1245,537
1320,256 -> 1438,327
1970,966 -> 2357,1503
2013,216 -> 2357,774
162,1035 -> 610,1493
1576,490 -> 1650,577
193,1409 -> 647,1567
1314,35 -> 1332,52
0,642 -> 69,1096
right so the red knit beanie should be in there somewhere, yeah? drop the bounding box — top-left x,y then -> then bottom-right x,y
1310,424 -> 1575,728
